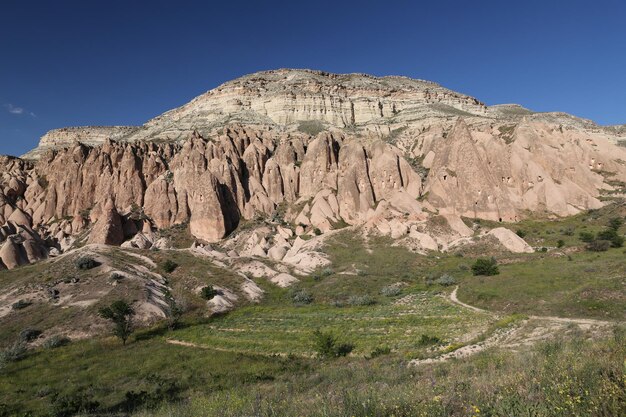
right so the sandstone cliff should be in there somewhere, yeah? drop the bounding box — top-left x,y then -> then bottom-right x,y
2,69 -> 625,269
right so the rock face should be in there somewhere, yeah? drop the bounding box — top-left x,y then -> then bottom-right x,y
487,228 -> 534,253
1,69 -> 625,268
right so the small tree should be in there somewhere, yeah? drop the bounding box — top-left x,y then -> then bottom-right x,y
166,296 -> 187,330
161,260 -> 178,273
597,229 -> 624,248
312,330 -> 354,358
99,300 -> 135,345
75,256 -> 99,270
556,239 -> 565,248
578,231 -> 595,243
200,286 -> 219,300
471,258 -> 499,276
608,217 -> 623,231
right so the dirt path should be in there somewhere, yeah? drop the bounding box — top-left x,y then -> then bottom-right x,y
449,286 -> 611,327
410,286 -> 613,367
166,338 -> 311,358
449,286 -> 489,314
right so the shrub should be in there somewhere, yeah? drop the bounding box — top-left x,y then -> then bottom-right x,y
297,120 -> 325,136
435,274 -> 457,286
515,229 -> 526,238
561,227 -> 575,236
380,286 -> 402,297
75,256 -> 99,270
347,295 -> 376,306
50,392 -> 100,417
11,299 -> 31,310
608,217 -> 623,231
312,330 -> 354,358
369,345 -> 391,358
321,267 -> 334,277
110,272 -> 124,282
313,228 -> 322,236
556,239 -> 565,248
166,297 -> 187,330
200,286 -> 219,300
597,229 -> 624,248
161,260 -> 178,273
540,247 -> 548,252
579,231 -> 595,243
417,334 -> 442,346
19,328 -> 42,343
471,258 -> 499,276
612,234 -> 625,248
42,335 -> 71,349
99,300 -> 135,345
587,240 -> 611,252
0,341 -> 27,366
292,289 -> 313,305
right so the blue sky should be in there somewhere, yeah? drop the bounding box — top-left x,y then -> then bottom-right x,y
1,0 -> 625,157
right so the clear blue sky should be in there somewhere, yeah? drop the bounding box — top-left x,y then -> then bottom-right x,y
1,0 -> 625,157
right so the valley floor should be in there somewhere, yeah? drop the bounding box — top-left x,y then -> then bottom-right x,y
0,206 -> 625,416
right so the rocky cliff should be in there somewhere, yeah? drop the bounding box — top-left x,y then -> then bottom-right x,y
2,69 -> 626,269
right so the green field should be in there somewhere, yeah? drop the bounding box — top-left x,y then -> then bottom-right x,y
171,292 -> 491,358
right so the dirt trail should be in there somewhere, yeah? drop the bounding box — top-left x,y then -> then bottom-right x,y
410,286 -> 613,367
449,286 -> 611,327
449,286 -> 488,314
165,338 -> 308,358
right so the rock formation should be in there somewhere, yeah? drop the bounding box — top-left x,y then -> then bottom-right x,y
0,69 -> 624,268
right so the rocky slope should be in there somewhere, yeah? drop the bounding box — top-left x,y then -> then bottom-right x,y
2,69 -> 626,269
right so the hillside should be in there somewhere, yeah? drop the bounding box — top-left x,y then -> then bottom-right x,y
0,69 -> 625,416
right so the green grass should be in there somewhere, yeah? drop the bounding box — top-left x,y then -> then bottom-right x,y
458,245 -> 626,319
171,292 -> 491,358
0,333 -> 302,415
135,326 -> 626,417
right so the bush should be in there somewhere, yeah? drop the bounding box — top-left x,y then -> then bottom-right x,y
312,330 -> 354,358
579,231 -> 595,243
417,334 -> 442,346
587,240 -> 611,252
42,335 -> 71,349
19,328 -> 42,343
166,296 -> 187,330
321,267 -> 334,277
515,229 -> 526,238
161,260 -> 178,273
0,341 -> 27,366
380,286 -> 402,297
75,256 -> 99,270
200,286 -> 219,300
608,217 -> 623,231
292,289 -> 313,305
369,345 -> 391,358
110,272 -> 124,282
435,274 -> 457,286
556,239 -> 565,248
471,258 -> 499,276
597,229 -> 624,248
347,295 -> 376,306
50,392 -> 100,417
11,299 -> 31,310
